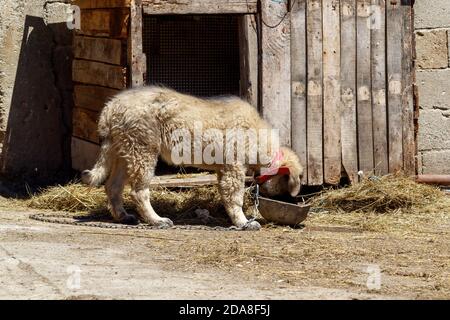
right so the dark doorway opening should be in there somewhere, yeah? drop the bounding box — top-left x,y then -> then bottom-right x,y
142,14 -> 241,97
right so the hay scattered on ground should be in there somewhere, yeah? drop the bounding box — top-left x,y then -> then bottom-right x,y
22,174 -> 450,231
310,174 -> 446,214
25,174 -> 448,217
26,182 -> 257,224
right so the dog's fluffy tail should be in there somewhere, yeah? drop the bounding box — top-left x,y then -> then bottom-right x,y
81,110 -> 113,187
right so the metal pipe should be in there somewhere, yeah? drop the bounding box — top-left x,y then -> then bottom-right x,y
416,175 -> 450,186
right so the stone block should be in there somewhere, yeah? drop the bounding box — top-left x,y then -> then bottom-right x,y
415,0 -> 450,29
415,30 -> 448,69
418,109 -> 450,151
416,69 -> 450,110
421,150 -> 450,175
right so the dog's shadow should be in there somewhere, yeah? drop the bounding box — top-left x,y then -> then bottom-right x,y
73,207 -> 235,228
73,186 -> 259,228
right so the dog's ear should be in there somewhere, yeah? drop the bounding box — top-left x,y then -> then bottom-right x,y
288,175 -> 301,197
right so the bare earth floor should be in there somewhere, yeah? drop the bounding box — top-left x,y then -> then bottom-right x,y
0,203 -> 449,299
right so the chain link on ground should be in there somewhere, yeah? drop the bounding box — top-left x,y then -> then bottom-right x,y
29,212 -> 248,232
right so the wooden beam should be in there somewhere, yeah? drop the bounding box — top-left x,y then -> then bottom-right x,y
142,0 -> 257,15
129,0 -> 146,87
73,59 -> 127,89
72,137 -> 100,172
73,35 -> 124,65
260,0 -> 291,147
356,0 -> 374,174
291,0 -> 307,184
72,0 -> 131,9
306,0 -> 323,185
73,0 -> 131,9
151,174 -> 254,188
74,85 -> 119,113
76,9 -> 130,39
323,0 -> 342,185
371,0 -> 388,175
340,0 -> 358,183
401,1 -> 415,175
239,15 -> 258,108
387,0 -> 404,173
73,108 -> 100,144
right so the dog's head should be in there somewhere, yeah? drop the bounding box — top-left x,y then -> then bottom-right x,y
259,147 -> 303,197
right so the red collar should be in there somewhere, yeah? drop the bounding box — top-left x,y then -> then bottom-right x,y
255,167 -> 290,185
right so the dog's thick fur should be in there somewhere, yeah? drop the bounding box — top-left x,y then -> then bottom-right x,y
82,86 -> 303,230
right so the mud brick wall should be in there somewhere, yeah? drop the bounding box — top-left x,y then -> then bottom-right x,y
0,0 -> 73,183
415,0 -> 450,174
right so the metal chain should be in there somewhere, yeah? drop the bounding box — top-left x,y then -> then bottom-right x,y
254,184 -> 260,209
29,213 -> 243,232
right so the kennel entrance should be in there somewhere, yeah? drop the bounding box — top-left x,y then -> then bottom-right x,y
142,15 -> 241,97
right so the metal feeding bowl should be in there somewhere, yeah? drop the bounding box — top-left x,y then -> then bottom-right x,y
257,196 -> 310,226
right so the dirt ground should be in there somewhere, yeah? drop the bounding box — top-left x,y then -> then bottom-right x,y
0,197 -> 449,300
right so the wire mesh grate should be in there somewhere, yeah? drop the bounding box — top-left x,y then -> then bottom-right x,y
143,15 -> 241,97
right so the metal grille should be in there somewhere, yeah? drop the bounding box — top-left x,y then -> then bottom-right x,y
143,15 -> 240,97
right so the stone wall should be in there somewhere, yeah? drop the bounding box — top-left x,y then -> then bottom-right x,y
0,0 -> 73,183
415,0 -> 450,174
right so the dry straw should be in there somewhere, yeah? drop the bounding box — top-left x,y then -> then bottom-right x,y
26,174 -> 447,217
26,182 -> 257,224
310,174 -> 446,213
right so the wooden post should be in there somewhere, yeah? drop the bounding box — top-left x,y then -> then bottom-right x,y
340,0 -> 358,183
401,0 -> 415,175
371,0 -> 389,176
260,0 -> 292,147
387,0 -> 404,173
306,0 -> 323,185
291,0 -> 308,184
129,0 -> 146,87
239,15 -> 259,108
357,0 -> 374,174
323,0 -> 342,185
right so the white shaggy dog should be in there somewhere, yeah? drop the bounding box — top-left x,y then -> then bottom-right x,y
82,86 -> 303,230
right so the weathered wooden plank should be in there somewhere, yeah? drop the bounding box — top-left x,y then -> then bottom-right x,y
356,0 -> 374,175
73,107 -> 100,144
142,0 -> 257,14
74,85 -> 119,113
76,9 -> 130,39
260,0 -> 291,147
402,1 -> 415,175
291,0 -> 307,184
412,2 -> 419,173
73,59 -> 127,89
386,0 -> 403,173
239,15 -> 258,108
371,0 -> 388,176
72,137 -> 100,172
73,0 -> 131,9
129,0 -> 146,87
73,35 -> 124,65
151,174 -> 254,188
306,0 -> 323,185
323,0 -> 341,185
340,0 -> 358,183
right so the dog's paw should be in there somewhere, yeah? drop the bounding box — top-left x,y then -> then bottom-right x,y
242,220 -> 261,231
154,218 -> 174,229
81,170 -> 92,185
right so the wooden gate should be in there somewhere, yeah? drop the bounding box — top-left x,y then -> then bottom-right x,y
262,0 -> 415,185
71,0 -> 415,185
